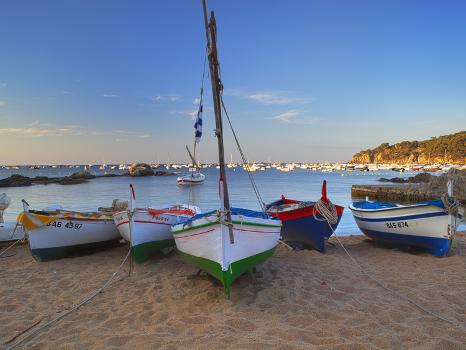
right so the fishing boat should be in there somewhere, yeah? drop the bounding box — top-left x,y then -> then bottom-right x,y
113,186 -> 200,262
18,200 -> 124,261
172,1 -> 281,298
349,188 -> 459,256
0,193 -> 25,243
266,181 -> 344,252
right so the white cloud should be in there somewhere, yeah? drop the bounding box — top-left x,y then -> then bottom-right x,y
170,109 -> 198,120
192,97 -> 200,105
0,101 -> 6,107
0,127 -> 80,137
152,94 -> 180,102
272,110 -> 319,125
0,124 -> 149,139
103,93 -> 118,98
226,89 -> 315,105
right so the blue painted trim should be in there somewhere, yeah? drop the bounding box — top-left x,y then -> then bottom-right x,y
360,228 -> 452,256
354,211 -> 447,223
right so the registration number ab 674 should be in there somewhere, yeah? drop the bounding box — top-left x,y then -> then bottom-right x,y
385,221 -> 409,229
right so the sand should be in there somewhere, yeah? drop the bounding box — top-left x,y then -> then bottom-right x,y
1,233 -> 466,350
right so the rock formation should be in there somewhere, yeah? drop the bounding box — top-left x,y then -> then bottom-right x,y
350,131 -> 465,164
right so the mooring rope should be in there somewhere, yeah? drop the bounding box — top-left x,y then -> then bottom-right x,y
441,193 -> 459,216
0,222 -> 25,259
315,199 -> 460,327
5,248 -> 132,349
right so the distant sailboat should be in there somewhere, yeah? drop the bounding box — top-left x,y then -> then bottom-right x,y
172,0 -> 281,298
177,60 -> 206,186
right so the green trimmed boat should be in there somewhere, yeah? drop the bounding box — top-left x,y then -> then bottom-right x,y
172,1 -> 282,298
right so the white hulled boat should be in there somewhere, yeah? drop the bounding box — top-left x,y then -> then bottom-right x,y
113,186 -> 200,262
349,181 -> 460,257
0,194 -> 25,243
172,1 -> 281,298
18,200 -> 124,261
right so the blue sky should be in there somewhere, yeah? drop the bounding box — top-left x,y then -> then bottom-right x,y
0,0 -> 465,164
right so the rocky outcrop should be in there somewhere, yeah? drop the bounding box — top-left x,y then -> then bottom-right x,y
70,169 -> 96,180
0,168 -> 176,188
128,163 -> 154,176
350,131 -> 466,164
378,172 -> 433,184
0,175 -> 33,187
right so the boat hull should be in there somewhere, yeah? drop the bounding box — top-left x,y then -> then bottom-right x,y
177,172 -> 205,185
27,218 -> 120,261
266,198 -> 344,252
0,222 -> 24,244
113,209 -> 193,262
279,208 -> 343,252
350,202 -> 456,256
172,211 -> 281,297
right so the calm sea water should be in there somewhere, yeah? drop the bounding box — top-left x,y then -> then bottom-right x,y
0,167 -> 451,235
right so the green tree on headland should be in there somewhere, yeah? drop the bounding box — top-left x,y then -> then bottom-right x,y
350,131 -> 466,164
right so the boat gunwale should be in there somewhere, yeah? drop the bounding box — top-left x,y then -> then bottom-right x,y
349,203 -> 446,214
172,218 -> 282,234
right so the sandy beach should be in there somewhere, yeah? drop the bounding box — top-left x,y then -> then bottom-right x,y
1,233 -> 465,350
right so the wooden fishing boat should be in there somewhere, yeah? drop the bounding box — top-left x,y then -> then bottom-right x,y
349,199 -> 459,256
173,207 -> 281,297
172,1 -> 281,297
113,202 -> 201,262
266,181 -> 344,252
18,201 -> 122,261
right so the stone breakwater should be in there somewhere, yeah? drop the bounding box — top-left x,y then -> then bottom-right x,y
352,169 -> 466,205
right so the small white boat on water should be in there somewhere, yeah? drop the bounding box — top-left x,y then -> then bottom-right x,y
177,67 -> 206,186
177,170 -> 205,185
113,187 -> 201,262
18,200 -> 125,261
349,196 -> 460,256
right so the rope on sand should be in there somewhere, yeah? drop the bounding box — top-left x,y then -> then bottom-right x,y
0,223 -> 26,259
5,248 -> 132,349
316,201 -> 460,328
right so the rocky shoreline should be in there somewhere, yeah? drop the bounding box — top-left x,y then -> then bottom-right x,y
0,163 -> 176,188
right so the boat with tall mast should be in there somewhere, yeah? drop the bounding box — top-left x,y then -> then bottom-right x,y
177,61 -> 206,186
172,0 -> 281,298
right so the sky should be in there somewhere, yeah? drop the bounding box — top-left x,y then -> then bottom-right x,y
0,0 -> 465,165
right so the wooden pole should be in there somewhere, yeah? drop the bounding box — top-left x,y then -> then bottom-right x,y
202,0 -> 234,244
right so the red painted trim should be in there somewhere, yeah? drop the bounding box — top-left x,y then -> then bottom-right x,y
175,228 -> 215,239
116,220 -> 129,228
134,220 -> 171,226
115,220 -> 171,228
233,227 -> 279,234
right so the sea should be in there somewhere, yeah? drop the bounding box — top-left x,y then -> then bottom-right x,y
1,166 -> 462,235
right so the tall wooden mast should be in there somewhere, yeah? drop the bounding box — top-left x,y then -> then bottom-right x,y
202,0 -> 234,243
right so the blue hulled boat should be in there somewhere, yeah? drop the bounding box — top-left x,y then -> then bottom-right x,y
349,199 -> 459,256
266,181 -> 344,252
